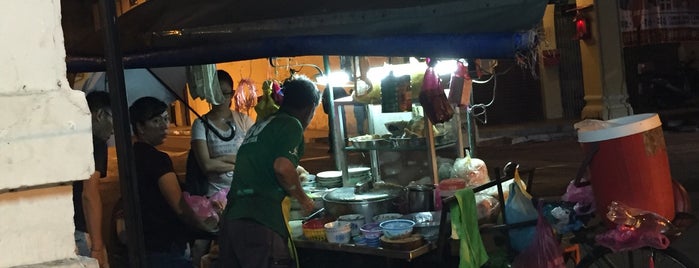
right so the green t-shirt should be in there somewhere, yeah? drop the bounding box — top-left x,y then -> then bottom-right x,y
223,111 -> 305,238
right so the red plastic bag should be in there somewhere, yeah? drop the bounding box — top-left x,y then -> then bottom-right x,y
512,204 -> 565,268
419,59 -> 454,124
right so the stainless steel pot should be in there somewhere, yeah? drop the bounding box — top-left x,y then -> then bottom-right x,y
322,183 -> 404,224
406,184 -> 436,213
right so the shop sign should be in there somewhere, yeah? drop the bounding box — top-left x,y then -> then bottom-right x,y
619,0 -> 699,46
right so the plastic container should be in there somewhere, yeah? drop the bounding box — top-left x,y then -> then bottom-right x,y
302,219 -> 327,241
438,178 -> 466,197
324,221 -> 352,244
288,220 -> 303,238
577,114 -> 675,222
380,219 -> 415,240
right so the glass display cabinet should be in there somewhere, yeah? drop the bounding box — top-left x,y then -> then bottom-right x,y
331,96 -> 466,187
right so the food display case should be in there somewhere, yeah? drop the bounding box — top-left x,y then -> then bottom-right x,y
331,96 -> 467,187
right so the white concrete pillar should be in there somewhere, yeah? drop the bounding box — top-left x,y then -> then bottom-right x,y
578,0 -> 634,119
0,1 -> 96,267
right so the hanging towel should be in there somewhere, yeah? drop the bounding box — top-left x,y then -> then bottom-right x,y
186,64 -> 224,105
451,188 -> 489,268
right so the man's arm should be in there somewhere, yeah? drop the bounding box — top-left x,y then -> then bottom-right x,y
158,172 -> 218,232
82,171 -> 107,266
274,157 -> 314,214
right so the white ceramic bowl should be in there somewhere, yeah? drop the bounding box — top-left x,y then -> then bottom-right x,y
324,221 -> 352,243
379,219 -> 415,240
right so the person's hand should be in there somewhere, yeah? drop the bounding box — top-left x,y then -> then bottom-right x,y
211,200 -> 225,215
301,198 -> 316,216
90,248 -> 108,268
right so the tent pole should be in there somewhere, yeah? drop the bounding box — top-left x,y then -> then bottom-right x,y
98,0 -> 147,266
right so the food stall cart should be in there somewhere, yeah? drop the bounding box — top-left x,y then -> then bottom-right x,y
61,0 -> 549,266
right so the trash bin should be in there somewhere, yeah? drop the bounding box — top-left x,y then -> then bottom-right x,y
577,113 -> 675,221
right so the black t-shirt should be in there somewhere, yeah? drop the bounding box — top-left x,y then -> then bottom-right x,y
73,138 -> 108,232
133,142 -> 188,253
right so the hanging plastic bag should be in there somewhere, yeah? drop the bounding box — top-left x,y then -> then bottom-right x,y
254,80 -> 280,121
449,150 -> 490,188
512,203 -> 566,268
419,59 -> 454,124
234,78 -> 258,114
505,169 -> 537,252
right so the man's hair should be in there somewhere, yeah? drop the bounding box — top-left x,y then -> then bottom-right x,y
86,91 -> 111,113
280,76 -> 320,111
217,70 -> 234,87
129,97 -> 168,133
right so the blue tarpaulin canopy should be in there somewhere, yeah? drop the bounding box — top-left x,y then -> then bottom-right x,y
61,0 -> 548,71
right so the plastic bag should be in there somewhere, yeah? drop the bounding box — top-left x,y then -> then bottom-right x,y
561,179 -> 595,215
183,192 -> 219,224
234,78 -> 258,114
595,225 -> 670,252
254,80 -> 280,121
512,204 -> 565,268
505,169 -> 537,252
209,188 -> 230,209
595,201 -> 679,252
418,59 -> 454,124
475,193 -> 500,224
449,151 -> 490,188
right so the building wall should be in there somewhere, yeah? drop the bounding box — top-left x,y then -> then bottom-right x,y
539,4 -> 564,119
0,1 -> 96,267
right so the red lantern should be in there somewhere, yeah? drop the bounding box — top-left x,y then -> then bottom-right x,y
574,11 -> 590,40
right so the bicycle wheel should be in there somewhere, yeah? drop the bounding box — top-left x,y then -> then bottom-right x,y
577,246 -> 698,268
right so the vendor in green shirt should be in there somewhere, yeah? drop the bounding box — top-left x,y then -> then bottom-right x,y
218,76 -> 320,268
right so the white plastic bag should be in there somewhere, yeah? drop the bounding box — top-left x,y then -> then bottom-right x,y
449,151 -> 490,187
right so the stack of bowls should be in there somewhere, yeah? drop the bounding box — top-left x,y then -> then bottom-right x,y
347,167 -> 371,186
316,171 -> 343,188
360,223 -> 382,247
324,221 -> 351,244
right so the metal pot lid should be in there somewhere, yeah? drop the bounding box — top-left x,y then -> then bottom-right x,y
323,186 -> 399,202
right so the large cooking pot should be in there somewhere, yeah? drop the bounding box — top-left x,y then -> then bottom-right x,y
322,182 -> 405,224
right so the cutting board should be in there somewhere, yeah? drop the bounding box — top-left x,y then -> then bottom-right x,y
380,234 -> 425,250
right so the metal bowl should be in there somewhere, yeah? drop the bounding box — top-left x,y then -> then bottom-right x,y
391,137 -> 426,149
350,139 -> 392,149
401,211 -> 441,241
